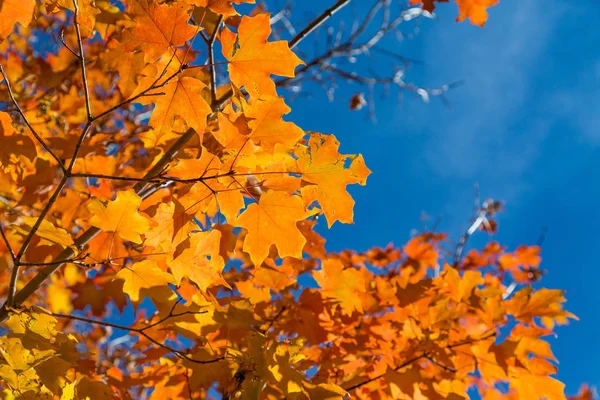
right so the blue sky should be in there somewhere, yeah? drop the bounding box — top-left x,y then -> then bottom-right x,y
275,0 -> 600,394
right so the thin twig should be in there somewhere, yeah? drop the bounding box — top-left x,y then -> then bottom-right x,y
261,305 -> 287,333
7,176 -> 69,305
59,30 -> 79,57
0,64 -> 66,171
344,331 -> 496,392
344,353 -> 425,392
209,15 -> 224,108
289,0 -> 352,49
0,223 -> 16,264
72,0 -> 92,121
50,311 -> 223,364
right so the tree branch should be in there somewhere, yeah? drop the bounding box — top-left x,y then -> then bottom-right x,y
7,176 -> 69,306
209,15 -> 224,108
50,308 -> 222,364
343,331 -> 497,392
72,0 -> 92,121
0,0 -> 360,323
0,223 -> 16,264
289,0 -> 352,49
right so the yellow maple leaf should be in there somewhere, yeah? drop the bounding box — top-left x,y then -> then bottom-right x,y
20,216 -> 75,248
168,229 -> 231,291
313,259 -> 368,315
115,259 -> 175,303
87,190 -> 150,244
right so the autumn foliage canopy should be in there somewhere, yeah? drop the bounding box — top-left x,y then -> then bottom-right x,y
0,0 -> 591,399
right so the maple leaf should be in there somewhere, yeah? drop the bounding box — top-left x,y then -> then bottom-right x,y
140,73 -> 212,144
456,0 -> 499,26
313,259 -> 368,315
168,229 -> 231,292
221,13 -> 304,98
509,368 -> 567,400
122,0 -> 198,61
19,216 -> 75,249
87,190 -> 151,244
410,0 -> 499,26
234,191 -> 316,266
0,111 -> 36,165
404,236 -> 440,269
45,0 -> 100,35
245,96 -> 305,152
505,287 -> 577,329
296,133 -> 371,227
144,200 -> 196,251
0,0 -> 35,41
116,259 -> 176,303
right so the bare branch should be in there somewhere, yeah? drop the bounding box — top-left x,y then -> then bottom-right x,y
59,30 -> 79,58
289,0 -> 352,49
209,15 -> 224,108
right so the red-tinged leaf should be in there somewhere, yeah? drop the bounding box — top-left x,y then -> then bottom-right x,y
122,0 -> 198,61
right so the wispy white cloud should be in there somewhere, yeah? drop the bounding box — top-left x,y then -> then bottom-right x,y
422,0 -> 563,182
548,58 -> 600,143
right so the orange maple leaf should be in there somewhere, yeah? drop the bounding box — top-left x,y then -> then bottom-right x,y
0,0 -> 35,41
410,0 -> 499,26
234,191 -> 316,266
140,73 -> 212,143
313,259 -> 368,315
122,0 -> 198,61
296,133 -> 371,227
245,96 -> 305,152
456,0 -> 499,26
221,13 -> 304,98
168,230 -> 231,291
